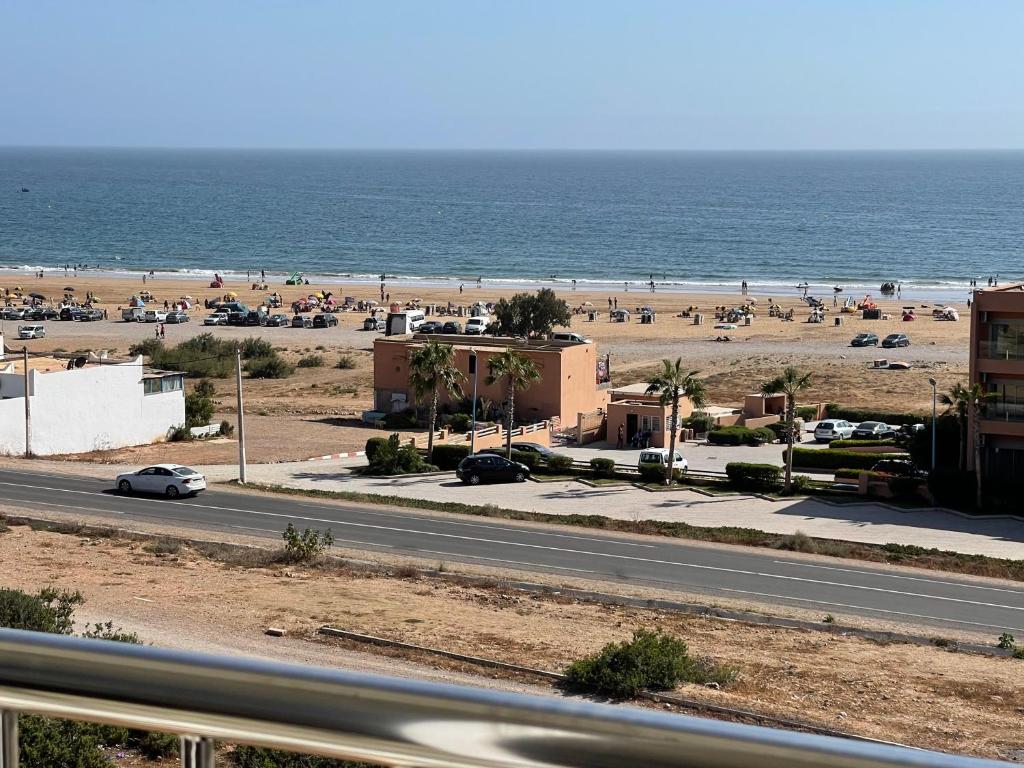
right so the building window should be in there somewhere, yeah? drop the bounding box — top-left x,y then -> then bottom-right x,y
987,321 -> 1024,360
640,415 -> 661,433
144,375 -> 184,395
144,378 -> 161,395
989,380 -> 1024,421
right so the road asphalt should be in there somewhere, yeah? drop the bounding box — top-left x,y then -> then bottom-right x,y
1,467 -> 1022,636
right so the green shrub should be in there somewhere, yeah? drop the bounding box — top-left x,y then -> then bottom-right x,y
752,427 -> 777,444
240,337 -> 275,359
81,621 -> 141,644
185,391 -> 215,428
244,354 -> 294,379
219,419 -> 234,437
725,463 -> 781,490
232,745 -> 375,768
168,424 -> 192,442
0,588 -> 81,634
297,354 -> 324,368
128,338 -> 164,358
431,443 -> 471,470
785,447 -> 905,471
364,433 -> 433,475
336,354 -> 357,370
564,629 -> 735,699
795,405 -> 818,421
384,408 -> 417,429
824,404 -> 925,426
282,522 -> 334,562
997,632 -> 1016,650
779,530 -> 817,553
364,437 -> 390,463
590,457 -> 616,478
827,439 -> 898,449
449,413 -> 472,433
708,426 -> 774,446
682,413 -> 715,434
766,421 -> 792,441
194,379 -> 216,398
790,474 -> 812,493
546,454 -> 575,472
510,450 -> 538,469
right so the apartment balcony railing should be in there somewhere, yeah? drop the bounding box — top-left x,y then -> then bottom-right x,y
0,628 -> 1011,768
978,340 -> 1024,360
986,403 -> 1024,422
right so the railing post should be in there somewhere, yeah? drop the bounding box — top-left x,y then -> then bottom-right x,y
1,710 -> 18,768
179,736 -> 214,768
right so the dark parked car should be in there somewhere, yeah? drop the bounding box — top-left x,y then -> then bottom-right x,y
882,333 -> 910,348
419,321 -> 444,334
481,442 -> 565,464
59,307 -> 84,321
25,307 -> 58,321
291,314 -> 312,328
441,321 -> 462,334
78,308 -> 104,322
851,421 -> 897,440
456,454 -> 531,485
363,316 -> 385,331
312,313 -> 338,328
165,310 -> 190,324
227,311 -> 248,326
265,314 -> 290,327
850,332 -> 879,347
244,311 -> 264,326
871,459 -> 926,478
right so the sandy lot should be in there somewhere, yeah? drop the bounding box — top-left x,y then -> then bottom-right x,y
0,523 -> 1019,760
4,272 -> 969,463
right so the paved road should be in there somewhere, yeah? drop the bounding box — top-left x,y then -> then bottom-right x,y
1,467 -> 1022,635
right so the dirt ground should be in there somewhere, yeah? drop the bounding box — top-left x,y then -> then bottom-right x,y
0,523 -> 1020,760
6,272 -> 969,464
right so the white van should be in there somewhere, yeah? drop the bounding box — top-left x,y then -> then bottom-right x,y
386,310 -> 426,336
638,449 -> 687,471
551,332 -> 590,343
18,324 -> 46,339
464,316 -> 490,335
144,309 -> 168,323
121,307 -> 146,322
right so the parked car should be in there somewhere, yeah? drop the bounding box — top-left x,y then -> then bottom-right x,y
850,332 -> 879,347
122,306 -> 147,322
115,464 -> 207,498
2,307 -> 27,320
871,459 -> 926,478
419,320 -> 444,334
244,311 -> 264,326
363,316 -> 385,331
464,316 -> 490,335
312,313 -> 338,328
882,333 -> 910,348
814,419 -> 856,442
17,324 -> 45,340
227,311 -> 248,326
291,314 -> 313,328
203,312 -> 229,326
551,332 -> 590,343
638,448 -> 687,472
441,320 -> 462,334
456,454 -> 531,485
59,307 -> 84,321
851,421 -> 897,440
480,443 -> 564,462
79,308 -> 104,322
265,313 -> 290,327
144,309 -> 168,323
164,310 -> 190,324
25,307 -> 59,321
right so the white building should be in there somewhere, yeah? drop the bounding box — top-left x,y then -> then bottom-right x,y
0,335 -> 185,456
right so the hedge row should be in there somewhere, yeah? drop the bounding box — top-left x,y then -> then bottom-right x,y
824,404 -> 925,426
785,447 -> 906,470
430,443 -> 471,470
725,462 -> 781,490
707,426 -> 776,446
827,439 -> 897,449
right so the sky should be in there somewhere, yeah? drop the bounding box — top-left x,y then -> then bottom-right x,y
1,0 -> 1022,150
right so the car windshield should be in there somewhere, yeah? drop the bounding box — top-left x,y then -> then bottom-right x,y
639,452 -> 661,463
171,466 -> 199,476
859,422 -> 882,429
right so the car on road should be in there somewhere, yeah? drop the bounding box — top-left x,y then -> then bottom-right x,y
79,308 -> 104,322
363,316 -> 385,331
456,454 -> 531,485
850,332 -> 879,347
814,419 -> 856,442
441,321 -> 462,334
2,307 -> 27,320
871,459 -> 926,478
265,314 -> 290,327
291,314 -> 313,328
164,310 -> 190,324
204,312 -> 228,326
882,333 -> 910,348
312,313 -> 338,328
144,309 -> 168,323
638,448 -> 687,472
115,464 -> 207,498
851,421 -> 897,440
464,316 -> 490,335
26,307 -> 59,321
418,320 -> 444,334
59,307 -> 84,321
17,324 -> 46,339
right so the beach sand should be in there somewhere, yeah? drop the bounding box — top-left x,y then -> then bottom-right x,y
3,272 -> 970,464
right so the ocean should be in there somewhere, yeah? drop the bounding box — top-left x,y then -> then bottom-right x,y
1,148 -> 1022,301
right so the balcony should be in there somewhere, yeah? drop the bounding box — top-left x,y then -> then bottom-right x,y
978,340 -> 1024,361
0,628 -> 1003,768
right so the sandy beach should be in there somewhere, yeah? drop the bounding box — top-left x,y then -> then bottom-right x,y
2,270 -> 970,464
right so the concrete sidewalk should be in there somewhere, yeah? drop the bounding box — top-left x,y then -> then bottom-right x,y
198,458 -> 1024,560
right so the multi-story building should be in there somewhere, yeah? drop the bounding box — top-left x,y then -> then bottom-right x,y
967,283 -> 1024,478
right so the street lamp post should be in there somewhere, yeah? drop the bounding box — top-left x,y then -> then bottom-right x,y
928,377 -> 937,470
469,350 -> 479,455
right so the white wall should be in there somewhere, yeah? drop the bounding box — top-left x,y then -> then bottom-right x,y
0,357 -> 185,456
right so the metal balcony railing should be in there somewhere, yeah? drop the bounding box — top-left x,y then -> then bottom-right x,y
0,628 -> 1012,768
978,340 -> 1024,360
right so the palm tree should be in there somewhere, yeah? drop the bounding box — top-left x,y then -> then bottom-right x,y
408,340 -> 463,463
761,367 -> 813,492
939,382 -> 970,470
941,382 -> 996,508
486,350 -> 541,458
645,358 -> 707,485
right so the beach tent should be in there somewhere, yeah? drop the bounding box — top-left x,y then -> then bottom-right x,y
286,272 -> 303,285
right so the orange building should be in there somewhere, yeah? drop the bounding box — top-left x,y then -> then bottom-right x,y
968,284 -> 1024,477
372,334 -> 611,427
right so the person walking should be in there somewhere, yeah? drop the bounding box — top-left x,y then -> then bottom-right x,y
616,424 -> 624,449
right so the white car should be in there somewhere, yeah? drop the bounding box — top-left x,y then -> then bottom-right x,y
144,309 -> 168,323
464,316 -> 490,335
638,448 -> 688,471
814,419 -> 855,443
203,312 -> 229,326
116,464 -> 207,498
17,324 -> 46,339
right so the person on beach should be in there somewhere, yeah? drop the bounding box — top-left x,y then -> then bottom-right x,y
624,282 -> 629,292
607,297 -> 612,310
155,325 -> 160,340
572,279 -> 577,290
613,297 -> 618,309
459,284 -> 464,294
142,273 -> 146,284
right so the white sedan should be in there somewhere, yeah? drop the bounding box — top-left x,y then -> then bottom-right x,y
116,464 -> 206,498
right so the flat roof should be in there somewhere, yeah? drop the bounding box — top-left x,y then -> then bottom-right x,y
609,382 -> 655,395
377,333 -> 588,352
0,356 -> 86,375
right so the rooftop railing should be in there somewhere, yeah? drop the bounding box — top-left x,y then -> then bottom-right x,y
0,628 -> 1011,768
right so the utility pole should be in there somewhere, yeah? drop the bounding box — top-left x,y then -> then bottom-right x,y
928,377 -> 937,471
22,347 -> 31,458
468,350 -> 479,455
235,349 -> 247,484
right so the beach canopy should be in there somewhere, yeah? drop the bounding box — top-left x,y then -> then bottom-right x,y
582,301 -> 594,306
29,292 -> 45,300
63,286 -> 74,292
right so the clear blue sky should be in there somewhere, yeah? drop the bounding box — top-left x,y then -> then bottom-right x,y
2,0 -> 1022,149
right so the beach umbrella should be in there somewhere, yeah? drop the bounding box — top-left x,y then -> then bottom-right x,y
64,286 -> 74,292
29,292 -> 46,300
582,301 -> 594,306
